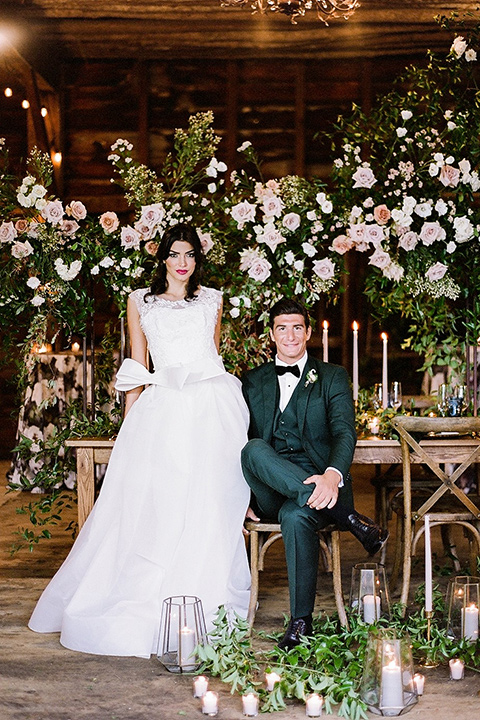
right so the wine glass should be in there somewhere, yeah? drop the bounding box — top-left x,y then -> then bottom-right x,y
436,383 -> 450,417
372,383 -> 384,411
390,381 -> 402,412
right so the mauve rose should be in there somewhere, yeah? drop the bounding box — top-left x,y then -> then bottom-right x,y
426,262 -> 448,282
261,195 -> 284,218
368,249 -> 391,269
231,200 -> 256,227
331,235 -> 354,255
11,240 -> 34,259
60,220 -> 80,235
313,258 -> 335,279
197,230 -> 214,254
134,220 -> 156,240
247,256 -> 272,282
352,166 -> 377,189
68,200 -> 87,220
140,203 -> 165,228
99,211 -> 120,234
373,205 -> 391,225
120,226 -> 141,250
419,221 -> 446,245
0,221 -> 17,243
41,200 -> 64,225
439,165 -> 460,187
282,212 -> 301,232
398,231 -> 419,251
15,219 -> 29,234
365,224 -> 385,244
144,241 -> 159,256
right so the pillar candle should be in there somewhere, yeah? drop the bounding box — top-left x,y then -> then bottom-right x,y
449,658 -> 464,680
424,515 -> 433,613
242,692 -> 259,716
265,671 -> 281,691
322,321 -> 329,363
352,321 -> 359,402
461,603 -> 479,642
362,594 -> 381,623
202,690 -> 219,715
381,333 -> 388,409
305,693 -> 323,717
193,676 -> 209,698
381,660 -> 404,710
179,626 -> 196,671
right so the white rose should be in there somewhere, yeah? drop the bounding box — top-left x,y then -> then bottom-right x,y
446,241 -> 457,254
466,49 -> 477,62
230,296 -> 240,307
426,262 -> 448,282
312,258 -> 335,279
351,205 -> 363,219
451,36 -> 467,58
302,242 -> 317,257
320,200 -> 333,214
316,192 -> 327,205
229,306 -> 240,318
27,276 -> 41,289
31,184 -> 47,199
231,200 -> 256,227
352,166 -> 376,189
402,196 -> 417,214
99,256 -> 114,268
453,216 -> 474,243
207,183 -> 216,193
282,212 -> 301,232
435,199 -> 448,216
383,262 -> 404,282
414,202 -> 432,218
365,224 -> 385,245
285,250 -> 295,265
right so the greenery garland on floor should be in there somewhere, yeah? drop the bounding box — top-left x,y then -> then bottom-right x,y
199,588 -> 480,717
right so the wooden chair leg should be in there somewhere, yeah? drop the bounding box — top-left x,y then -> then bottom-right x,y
400,519 -> 413,613
331,530 -> 348,629
390,512 -> 403,593
440,524 -> 461,572
247,529 -> 260,628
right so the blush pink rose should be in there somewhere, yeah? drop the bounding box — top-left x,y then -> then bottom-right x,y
140,203 -> 165,228
41,200 -> 64,225
398,231 -> 418,251
14,219 -> 29,234
282,212 -> 301,232
330,235 -> 354,255
120,226 -> 141,250
99,211 -> 120,234
419,222 -> 446,246
426,262 -> 448,282
145,241 -> 159,256
231,200 -> 256,227
247,256 -> 272,282
312,258 -> 335,279
373,204 -> 391,225
0,221 -> 17,243
439,165 -> 460,187
261,195 -> 284,218
67,200 -> 87,220
11,240 -> 34,259
368,249 -> 391,269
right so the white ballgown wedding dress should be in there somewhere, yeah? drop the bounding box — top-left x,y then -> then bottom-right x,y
29,286 -> 251,657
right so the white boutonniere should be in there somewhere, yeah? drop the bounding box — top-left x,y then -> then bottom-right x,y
304,369 -> 318,388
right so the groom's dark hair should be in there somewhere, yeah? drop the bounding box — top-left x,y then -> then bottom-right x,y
269,298 -> 310,329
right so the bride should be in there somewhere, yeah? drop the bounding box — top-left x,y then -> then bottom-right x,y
28,223 -> 251,657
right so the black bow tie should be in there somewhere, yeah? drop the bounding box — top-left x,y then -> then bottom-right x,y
275,364 -> 300,378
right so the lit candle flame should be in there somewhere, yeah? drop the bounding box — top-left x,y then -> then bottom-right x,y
323,320 -> 329,330
352,321 -> 359,331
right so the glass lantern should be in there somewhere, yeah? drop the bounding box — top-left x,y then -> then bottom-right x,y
446,576 -> 480,642
349,563 -> 391,623
359,629 -> 418,716
157,595 -> 207,673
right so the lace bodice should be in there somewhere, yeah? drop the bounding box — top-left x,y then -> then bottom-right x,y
130,286 -> 222,370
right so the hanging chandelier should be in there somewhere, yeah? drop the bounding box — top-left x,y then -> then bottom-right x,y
220,0 -> 360,25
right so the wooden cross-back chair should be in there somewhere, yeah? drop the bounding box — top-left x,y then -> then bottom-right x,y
390,416 -> 480,612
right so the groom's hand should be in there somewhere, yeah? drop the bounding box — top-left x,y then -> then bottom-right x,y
304,470 -> 340,510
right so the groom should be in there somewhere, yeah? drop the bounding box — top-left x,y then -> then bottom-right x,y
241,298 -> 388,650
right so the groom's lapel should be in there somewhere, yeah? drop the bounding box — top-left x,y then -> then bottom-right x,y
261,363 -> 278,442
296,356 -> 318,436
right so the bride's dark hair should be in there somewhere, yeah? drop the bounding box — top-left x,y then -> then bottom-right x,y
146,223 -> 204,301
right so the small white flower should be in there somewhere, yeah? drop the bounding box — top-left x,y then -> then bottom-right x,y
396,127 -> 408,138
207,183 -> 216,193
206,165 -> 217,178
302,242 -> 317,257
451,36 -> 467,58
216,161 -> 227,172
293,259 -> 304,272
401,110 -> 413,121
285,250 -> 295,265
241,295 -> 252,309
446,241 -> 457,254
120,258 -> 132,269
306,210 -> 316,221
447,121 -> 457,131
31,295 -> 45,307
99,256 -> 114,268
27,277 -> 41,289
237,141 -> 252,152
304,369 -> 318,387
465,48 -> 477,62
229,306 -> 240,318
91,265 -> 100,275
230,296 -> 241,307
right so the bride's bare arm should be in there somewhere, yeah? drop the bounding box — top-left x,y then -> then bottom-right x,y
124,295 -> 148,417
214,297 -> 223,353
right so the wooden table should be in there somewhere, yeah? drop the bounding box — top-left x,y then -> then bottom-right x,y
66,435 -> 480,530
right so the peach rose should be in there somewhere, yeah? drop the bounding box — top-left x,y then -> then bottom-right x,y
373,204 -> 391,225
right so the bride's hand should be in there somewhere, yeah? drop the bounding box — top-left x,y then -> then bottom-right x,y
243,506 -> 260,536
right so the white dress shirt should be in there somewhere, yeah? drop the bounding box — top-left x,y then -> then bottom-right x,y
275,352 -> 344,486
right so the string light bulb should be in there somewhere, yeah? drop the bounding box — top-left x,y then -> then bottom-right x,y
4,87 -> 12,98
41,107 -> 48,117
52,151 -> 62,165
22,99 -> 30,109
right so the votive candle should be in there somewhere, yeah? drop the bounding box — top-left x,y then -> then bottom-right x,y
242,692 -> 259,716
461,603 -> 479,642
265,671 -> 281,691
193,675 -> 209,698
449,658 -> 464,680
202,690 -> 219,715
362,594 -> 381,623
413,673 -> 425,695
305,692 -> 323,717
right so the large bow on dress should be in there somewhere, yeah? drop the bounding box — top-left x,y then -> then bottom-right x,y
114,357 -> 225,392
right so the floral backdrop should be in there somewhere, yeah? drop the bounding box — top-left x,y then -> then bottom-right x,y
1,14 -> 480,507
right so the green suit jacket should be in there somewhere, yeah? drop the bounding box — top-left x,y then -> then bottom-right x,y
242,355 -> 357,506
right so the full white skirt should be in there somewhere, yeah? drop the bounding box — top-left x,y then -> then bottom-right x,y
29,372 -> 251,657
